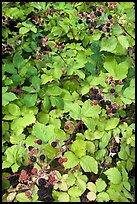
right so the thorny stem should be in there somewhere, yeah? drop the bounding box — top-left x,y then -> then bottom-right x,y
117,22 -> 135,40
2,173 -> 20,179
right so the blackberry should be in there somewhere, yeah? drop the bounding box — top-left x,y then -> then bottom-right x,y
40,154 -> 45,161
51,141 -> 57,147
92,6 -> 97,11
110,88 -> 115,93
90,21 -> 97,27
92,89 -> 98,94
96,95 -> 103,100
101,33 -> 106,38
98,26 -> 102,31
47,66 -> 50,70
28,146 -> 34,151
90,95 -> 93,100
38,178 -> 47,187
108,14 -> 112,19
106,22 -> 110,27
78,19 -> 82,24
30,156 -> 36,162
86,18 -> 91,24
112,108 -> 117,113
106,27 -> 110,32
37,140 -> 42,145
95,11 -> 102,16
47,184 -> 53,192
106,100 -> 111,106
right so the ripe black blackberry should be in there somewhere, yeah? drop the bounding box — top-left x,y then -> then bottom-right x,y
106,27 -> 110,32
92,6 -> 97,11
110,88 -> 115,93
86,18 -> 91,24
38,178 -> 47,187
108,14 -> 112,19
90,21 -> 97,27
30,156 -> 36,162
28,146 -> 34,151
96,95 -> 103,100
106,100 -> 111,106
95,11 -> 102,17
92,89 -> 98,95
98,26 -> 102,31
112,108 -> 117,113
106,22 -> 110,27
90,95 -> 93,100
78,19 -> 82,24
101,33 -> 106,38
37,140 -> 42,145
51,141 -> 57,147
40,154 -> 45,161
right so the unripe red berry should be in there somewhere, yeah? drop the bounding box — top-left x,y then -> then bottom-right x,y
58,158 -> 63,164
31,168 -> 37,174
107,109 -> 112,114
50,175 -> 55,184
45,50 -> 50,54
111,82 -> 115,87
22,174 -> 28,180
109,76 -> 113,80
105,79 -> 108,84
73,165 -> 78,171
55,41 -> 59,45
63,157 -> 68,162
61,44 -> 65,49
118,80 -> 122,85
65,125 -> 69,130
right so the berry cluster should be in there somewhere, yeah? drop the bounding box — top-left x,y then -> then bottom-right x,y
78,6 -> 114,38
89,79 -> 121,115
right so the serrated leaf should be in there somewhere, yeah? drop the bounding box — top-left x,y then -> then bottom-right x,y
105,118 -> 120,130
13,53 -> 25,68
58,192 -> 69,202
118,35 -> 129,49
87,182 -> 96,193
16,193 -> 31,202
68,186 -> 82,197
63,152 -> 79,169
2,92 -> 17,106
19,27 -> 30,35
96,178 -> 107,192
41,74 -> 53,84
69,102 -> 81,120
11,163 -> 20,173
96,192 -> 110,202
86,141 -> 95,154
81,100 -> 101,118
8,103 -> 20,116
23,94 -> 37,107
46,85 -> 62,96
100,36 -> 117,52
76,177 -> 87,193
80,155 -> 98,173
50,96 -> 64,109
104,167 -> 122,184
71,139 -> 86,158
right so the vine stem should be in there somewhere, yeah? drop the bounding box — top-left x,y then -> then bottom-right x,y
2,173 -> 20,179
117,22 -> 135,40
65,120 -> 83,146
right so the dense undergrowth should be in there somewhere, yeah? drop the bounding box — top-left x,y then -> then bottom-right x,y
2,2 -> 135,202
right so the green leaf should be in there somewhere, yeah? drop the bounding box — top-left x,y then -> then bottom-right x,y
46,85 -> 62,96
41,74 -> 53,84
104,167 -> 122,184
80,155 -> 98,173
19,27 -> 30,35
118,35 -> 129,49
37,112 -> 49,124
50,96 -> 64,109
11,163 -> 20,173
69,102 -> 81,120
16,193 -> 30,202
42,95 -> 51,111
86,141 -> 95,154
63,152 -> 79,169
87,182 -> 96,193
96,192 -> 110,202
13,53 -> 25,68
76,177 -> 87,193
99,131 -> 112,149
23,94 -> 37,107
81,100 -> 101,118
30,26 -> 37,33
58,192 -> 70,202
71,139 -> 86,158
2,91 -> 17,106
96,178 -> 107,192
66,172 -> 76,187
68,186 -> 83,197
105,118 -> 120,130
82,117 -> 96,132
8,103 -> 20,116
100,36 -> 117,52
